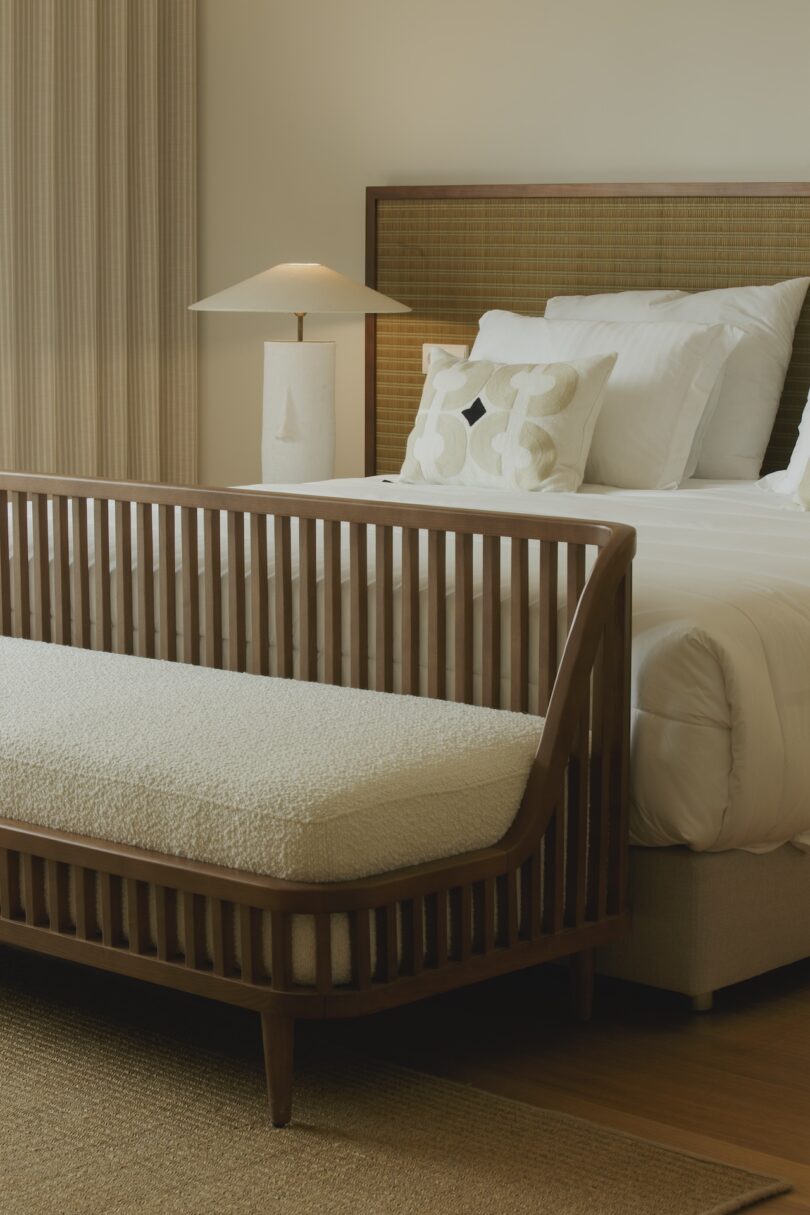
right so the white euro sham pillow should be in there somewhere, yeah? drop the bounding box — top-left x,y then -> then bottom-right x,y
546,278 -> 810,480
400,348 -> 616,492
470,312 -> 742,490
760,391 -> 810,509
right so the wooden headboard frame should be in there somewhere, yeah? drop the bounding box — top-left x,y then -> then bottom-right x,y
364,182 -> 810,476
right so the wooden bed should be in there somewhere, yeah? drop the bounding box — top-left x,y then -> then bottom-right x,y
0,475 -> 634,1124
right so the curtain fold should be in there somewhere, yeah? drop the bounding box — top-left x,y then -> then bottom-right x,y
0,0 -> 197,484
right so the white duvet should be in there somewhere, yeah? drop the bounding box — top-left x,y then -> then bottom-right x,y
8,477 -> 810,855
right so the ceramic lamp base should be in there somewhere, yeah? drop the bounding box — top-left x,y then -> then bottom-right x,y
261,341 -> 336,483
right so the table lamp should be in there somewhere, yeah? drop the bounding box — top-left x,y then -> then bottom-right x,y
190,263 -> 410,482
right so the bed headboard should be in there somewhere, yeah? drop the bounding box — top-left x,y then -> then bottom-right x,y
365,183 -> 810,476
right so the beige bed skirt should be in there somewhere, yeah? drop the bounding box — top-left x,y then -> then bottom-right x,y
596,843 -> 810,997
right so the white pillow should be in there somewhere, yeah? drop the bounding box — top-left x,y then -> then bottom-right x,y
760,391 -> 810,509
399,348 -> 616,492
546,278 -> 810,480
470,312 -> 742,490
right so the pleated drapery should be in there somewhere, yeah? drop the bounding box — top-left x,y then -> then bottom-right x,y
0,0 -> 197,484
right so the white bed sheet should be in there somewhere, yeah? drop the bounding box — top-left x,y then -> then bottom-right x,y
9,477 -> 810,855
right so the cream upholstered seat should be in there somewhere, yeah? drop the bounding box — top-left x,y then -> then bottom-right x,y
0,637 -> 542,884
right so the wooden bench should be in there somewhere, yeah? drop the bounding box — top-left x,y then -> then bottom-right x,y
0,475 -> 635,1125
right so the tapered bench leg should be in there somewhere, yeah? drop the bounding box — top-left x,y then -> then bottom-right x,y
571,948 -> 595,1022
261,1012 -> 295,1127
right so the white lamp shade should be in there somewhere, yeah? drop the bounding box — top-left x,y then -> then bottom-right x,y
262,342 -> 335,483
190,262 -> 411,316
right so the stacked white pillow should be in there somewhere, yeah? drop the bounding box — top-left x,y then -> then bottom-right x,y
760,391 -> 810,509
546,278 -> 809,480
470,312 -> 742,490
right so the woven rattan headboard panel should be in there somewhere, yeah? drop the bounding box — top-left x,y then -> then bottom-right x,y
365,184 -> 810,476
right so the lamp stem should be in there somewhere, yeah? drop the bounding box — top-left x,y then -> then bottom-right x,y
294,312 -> 306,342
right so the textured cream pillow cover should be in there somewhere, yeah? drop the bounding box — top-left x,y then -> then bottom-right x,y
400,349 -> 616,492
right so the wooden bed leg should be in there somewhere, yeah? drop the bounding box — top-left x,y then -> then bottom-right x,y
570,948 -> 595,1022
261,1013 -> 295,1127
691,992 -> 714,1014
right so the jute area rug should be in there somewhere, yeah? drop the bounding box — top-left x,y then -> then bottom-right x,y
0,984 -> 789,1215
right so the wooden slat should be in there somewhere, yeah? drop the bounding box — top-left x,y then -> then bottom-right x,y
136,502 -> 155,658
522,850 -> 543,940
52,496 -> 71,645
431,890 -> 448,968
538,540 -> 559,714
93,499 -> 112,651
374,525 -> 393,691
228,511 -> 247,672
211,897 -> 235,976
21,854 -> 45,926
498,869 -> 519,947
126,877 -> 150,954
0,849 -> 21,920
427,531 -> 446,699
349,908 -> 372,990
273,516 -> 292,678
449,886 -> 472,963
298,516 -> 317,682
270,911 -> 292,991
608,569 -> 633,916
323,520 -> 342,686
454,532 -> 473,704
203,508 -> 222,669
74,867 -> 97,940
239,904 -> 262,984
158,504 -> 177,662
350,522 -> 368,689
114,500 -> 134,655
71,498 -> 91,648
11,491 -> 30,639
314,912 -> 333,993
401,527 -> 419,695
249,514 -> 269,676
510,537 -> 529,712
156,887 -> 178,961
483,877 -> 496,954
182,891 -> 206,969
482,535 -> 501,708
587,634 -> 610,922
100,872 -> 123,946
46,860 -> 69,933
375,905 -> 398,983
403,896 -> 424,975
181,506 -> 200,665
0,489 -> 11,635
543,806 -> 565,935
566,544 -> 589,928
31,494 -> 51,642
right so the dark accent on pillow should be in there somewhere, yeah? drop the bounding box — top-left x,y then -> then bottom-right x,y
462,397 -> 486,426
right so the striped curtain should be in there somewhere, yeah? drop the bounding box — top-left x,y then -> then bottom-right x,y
0,0 -> 197,484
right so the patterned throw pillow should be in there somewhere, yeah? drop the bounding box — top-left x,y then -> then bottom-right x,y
400,350 -> 616,492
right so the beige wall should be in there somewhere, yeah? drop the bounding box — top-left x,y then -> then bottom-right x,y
198,0 -> 810,486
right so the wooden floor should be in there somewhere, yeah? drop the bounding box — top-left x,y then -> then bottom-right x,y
3,945 -> 809,1211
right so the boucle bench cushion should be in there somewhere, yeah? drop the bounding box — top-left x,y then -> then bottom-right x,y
0,638 -> 543,883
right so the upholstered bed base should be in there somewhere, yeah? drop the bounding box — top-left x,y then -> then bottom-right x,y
597,844 -> 810,1001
